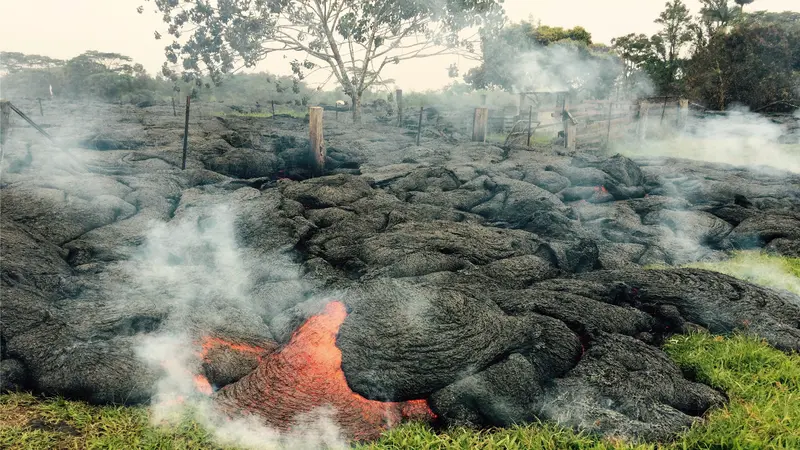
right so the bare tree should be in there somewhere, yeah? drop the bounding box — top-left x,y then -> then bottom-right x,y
139,0 -> 504,122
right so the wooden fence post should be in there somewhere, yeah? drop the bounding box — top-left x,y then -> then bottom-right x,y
637,100 -> 650,141
38,98 -> 44,116
605,100 -> 614,148
472,107 -> 488,143
0,100 -> 10,146
678,99 -> 689,130
562,96 -> 576,151
416,106 -> 424,146
172,97 -> 177,116
309,106 -> 325,175
271,100 -> 276,118
565,121 -> 577,151
182,96 -> 190,170
395,89 -> 403,127
527,105 -> 533,147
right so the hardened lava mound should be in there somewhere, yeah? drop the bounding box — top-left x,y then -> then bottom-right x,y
2,103 -> 800,442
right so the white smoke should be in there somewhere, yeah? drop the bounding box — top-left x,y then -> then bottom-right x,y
614,106 -> 800,174
127,199 -> 348,449
0,98 -> 351,448
509,41 -> 632,100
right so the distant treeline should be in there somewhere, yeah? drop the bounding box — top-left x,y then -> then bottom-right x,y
0,50 -> 388,107
0,50 -> 521,112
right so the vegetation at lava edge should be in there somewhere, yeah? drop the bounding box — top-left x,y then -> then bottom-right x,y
2,251 -> 800,449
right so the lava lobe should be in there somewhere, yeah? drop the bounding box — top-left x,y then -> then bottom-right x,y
212,301 -> 435,441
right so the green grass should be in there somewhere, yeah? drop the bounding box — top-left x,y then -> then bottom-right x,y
679,250 -> 799,296
6,331 -> 800,449
211,107 -> 307,119
0,393 -> 229,449
3,252 -> 800,449
486,132 -> 553,146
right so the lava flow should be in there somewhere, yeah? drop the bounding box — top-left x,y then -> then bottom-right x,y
213,301 -> 436,441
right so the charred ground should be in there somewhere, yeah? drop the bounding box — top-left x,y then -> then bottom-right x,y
2,100 -> 800,443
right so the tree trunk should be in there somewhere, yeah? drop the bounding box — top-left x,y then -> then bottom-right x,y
350,93 -> 362,124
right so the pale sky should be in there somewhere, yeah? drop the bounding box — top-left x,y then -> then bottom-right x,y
1,0 -> 798,92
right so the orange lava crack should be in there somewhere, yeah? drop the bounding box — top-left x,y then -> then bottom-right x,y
211,301 -> 436,441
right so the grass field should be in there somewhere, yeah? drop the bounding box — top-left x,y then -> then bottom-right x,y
211,107 -> 308,119
2,251 -> 800,449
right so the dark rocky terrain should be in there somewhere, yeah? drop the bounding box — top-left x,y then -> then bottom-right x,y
2,100 -> 800,442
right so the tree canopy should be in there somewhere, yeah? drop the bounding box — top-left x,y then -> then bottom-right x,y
609,0 -> 798,112
685,10 -> 800,111
1,51 -> 163,104
139,0 -> 505,121
0,52 -> 64,74
612,0 -> 693,97
464,21 -> 620,99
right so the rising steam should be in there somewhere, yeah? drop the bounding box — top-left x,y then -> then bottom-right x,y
615,106 -> 800,174
127,201 -> 348,449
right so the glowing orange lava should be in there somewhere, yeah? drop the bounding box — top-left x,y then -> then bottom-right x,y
194,374 -> 213,395
213,301 -> 436,441
197,336 -> 274,362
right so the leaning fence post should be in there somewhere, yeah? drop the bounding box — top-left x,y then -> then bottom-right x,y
637,100 -> 650,141
309,106 -> 325,175
416,106 -> 424,145
4,101 -> 53,142
472,107 -> 488,143
0,100 -> 10,145
182,96 -> 190,170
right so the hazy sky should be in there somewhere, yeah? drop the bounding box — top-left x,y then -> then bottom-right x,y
1,0 -> 798,92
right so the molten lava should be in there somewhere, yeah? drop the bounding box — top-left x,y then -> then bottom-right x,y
213,301 -> 435,441
194,374 -> 213,395
198,336 -> 274,361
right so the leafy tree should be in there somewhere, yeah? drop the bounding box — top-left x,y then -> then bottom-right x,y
685,11 -> 800,111
138,0 -> 505,122
734,0 -> 755,13
465,21 -> 619,99
0,53 -> 65,98
611,33 -> 654,80
654,0 -> 694,94
611,33 -> 669,97
0,52 -> 64,74
612,0 -> 694,97
696,0 -> 739,41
